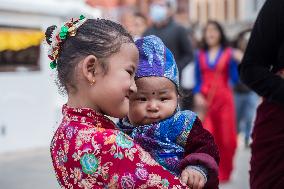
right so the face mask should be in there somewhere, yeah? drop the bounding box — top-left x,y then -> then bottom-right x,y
150,4 -> 168,23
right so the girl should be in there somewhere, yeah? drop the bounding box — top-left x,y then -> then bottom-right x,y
47,16 -> 189,188
118,35 -> 219,189
193,20 -> 242,182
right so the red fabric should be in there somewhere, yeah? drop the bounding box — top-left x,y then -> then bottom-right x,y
198,48 -> 237,182
50,104 -> 189,189
250,100 -> 284,189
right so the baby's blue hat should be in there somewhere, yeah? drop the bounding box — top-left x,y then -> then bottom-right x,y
135,35 -> 179,88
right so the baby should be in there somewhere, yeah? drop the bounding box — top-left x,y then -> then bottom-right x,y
118,35 -> 220,189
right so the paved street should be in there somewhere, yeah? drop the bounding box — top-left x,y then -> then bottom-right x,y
0,148 -> 59,189
0,146 -> 250,189
220,147 -> 250,189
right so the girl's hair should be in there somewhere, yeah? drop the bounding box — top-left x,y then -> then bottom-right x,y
45,18 -> 134,94
200,20 -> 228,50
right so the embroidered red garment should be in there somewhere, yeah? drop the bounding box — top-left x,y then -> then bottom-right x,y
50,104 -> 189,188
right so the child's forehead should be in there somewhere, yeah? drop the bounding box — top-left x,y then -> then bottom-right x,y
119,43 -> 138,57
135,77 -> 176,92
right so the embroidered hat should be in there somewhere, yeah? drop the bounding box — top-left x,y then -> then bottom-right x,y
135,35 -> 179,88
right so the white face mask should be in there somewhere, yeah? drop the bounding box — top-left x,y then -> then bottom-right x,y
149,4 -> 168,23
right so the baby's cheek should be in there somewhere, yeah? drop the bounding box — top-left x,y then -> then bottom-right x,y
129,104 -> 144,121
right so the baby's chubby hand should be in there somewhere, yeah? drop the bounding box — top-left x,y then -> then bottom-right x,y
181,167 -> 206,189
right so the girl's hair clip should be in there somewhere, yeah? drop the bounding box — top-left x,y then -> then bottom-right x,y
47,15 -> 87,69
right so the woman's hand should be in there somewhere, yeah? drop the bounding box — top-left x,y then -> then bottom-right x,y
233,48 -> 244,63
194,93 -> 207,109
194,93 -> 207,121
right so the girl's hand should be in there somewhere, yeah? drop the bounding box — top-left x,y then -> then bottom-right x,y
181,168 -> 206,189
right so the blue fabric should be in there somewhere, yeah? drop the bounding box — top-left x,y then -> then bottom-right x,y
205,48 -> 223,68
193,52 -> 202,94
117,110 -> 197,175
234,91 -> 258,140
135,35 -> 179,88
229,58 -> 240,85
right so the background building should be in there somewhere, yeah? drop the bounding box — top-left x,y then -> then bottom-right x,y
85,0 -> 266,38
189,0 -> 265,25
0,0 -> 101,153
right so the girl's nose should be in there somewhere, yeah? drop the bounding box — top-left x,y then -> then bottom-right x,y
129,80 -> 137,93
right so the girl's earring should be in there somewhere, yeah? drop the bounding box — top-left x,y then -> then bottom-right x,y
90,79 -> 95,86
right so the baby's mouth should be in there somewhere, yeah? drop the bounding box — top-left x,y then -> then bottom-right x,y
147,117 -> 160,122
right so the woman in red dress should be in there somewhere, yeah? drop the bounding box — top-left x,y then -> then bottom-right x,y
194,21 -> 242,182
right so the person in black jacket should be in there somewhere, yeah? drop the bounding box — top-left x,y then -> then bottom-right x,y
144,0 -> 193,110
239,0 -> 284,188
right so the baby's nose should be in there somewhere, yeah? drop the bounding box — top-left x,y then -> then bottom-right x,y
147,101 -> 159,112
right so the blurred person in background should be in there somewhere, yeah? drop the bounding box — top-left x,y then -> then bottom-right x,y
233,29 -> 258,148
181,27 -> 200,110
144,0 -> 194,110
132,12 -> 148,39
239,0 -> 284,188
193,20 -> 243,183
120,10 -> 148,40
120,9 -> 136,37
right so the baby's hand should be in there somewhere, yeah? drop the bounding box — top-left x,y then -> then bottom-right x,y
181,167 -> 206,189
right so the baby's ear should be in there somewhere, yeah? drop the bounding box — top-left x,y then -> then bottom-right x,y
81,55 -> 99,82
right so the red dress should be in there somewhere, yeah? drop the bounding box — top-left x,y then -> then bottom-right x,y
50,104 -> 189,188
195,48 -> 237,182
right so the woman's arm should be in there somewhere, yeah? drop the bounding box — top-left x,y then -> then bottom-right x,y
229,55 -> 240,86
193,52 -> 202,94
239,0 -> 284,104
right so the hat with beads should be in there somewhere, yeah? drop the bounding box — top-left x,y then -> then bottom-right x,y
135,35 -> 179,88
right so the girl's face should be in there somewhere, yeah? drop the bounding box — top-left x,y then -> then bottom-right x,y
128,77 -> 178,126
205,23 -> 221,47
91,43 -> 138,118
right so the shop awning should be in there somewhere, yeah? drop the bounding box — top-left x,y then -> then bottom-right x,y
0,29 -> 44,51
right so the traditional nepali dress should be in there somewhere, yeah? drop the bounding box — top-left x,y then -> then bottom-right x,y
50,104 -> 191,189
194,48 -> 239,182
117,110 -> 220,189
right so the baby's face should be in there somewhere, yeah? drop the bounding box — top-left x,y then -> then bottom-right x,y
128,77 -> 178,126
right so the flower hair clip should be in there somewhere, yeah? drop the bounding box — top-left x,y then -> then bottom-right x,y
48,15 -> 87,69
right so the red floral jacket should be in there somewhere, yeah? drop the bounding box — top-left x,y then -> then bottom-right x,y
50,104 -> 189,189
